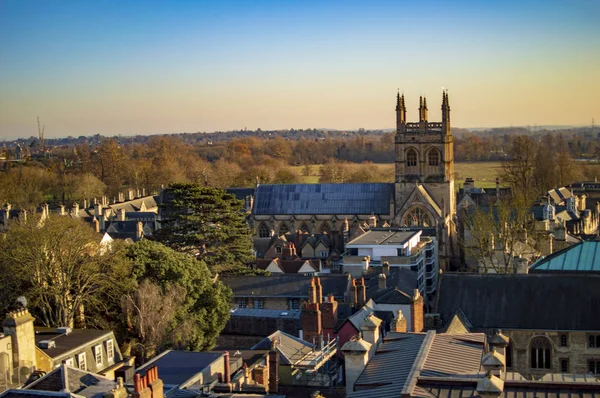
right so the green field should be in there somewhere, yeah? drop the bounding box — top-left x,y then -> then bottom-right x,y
290,161 -> 505,188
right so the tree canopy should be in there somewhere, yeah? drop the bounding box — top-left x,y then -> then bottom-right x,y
152,184 -> 254,269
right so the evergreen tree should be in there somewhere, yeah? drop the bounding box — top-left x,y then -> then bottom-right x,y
153,183 -> 254,269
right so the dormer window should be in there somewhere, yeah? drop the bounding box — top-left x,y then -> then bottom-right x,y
276,246 -> 282,254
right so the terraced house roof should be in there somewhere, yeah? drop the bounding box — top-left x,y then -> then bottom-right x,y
253,183 -> 394,215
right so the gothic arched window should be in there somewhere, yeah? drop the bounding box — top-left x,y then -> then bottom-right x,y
530,336 -> 552,369
258,223 -> 270,238
428,148 -> 440,166
299,223 -> 310,233
319,223 -> 330,234
406,149 -> 418,167
401,207 -> 433,227
279,223 -> 290,236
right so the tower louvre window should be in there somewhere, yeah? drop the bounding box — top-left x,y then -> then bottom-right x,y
406,149 -> 418,167
428,149 -> 440,166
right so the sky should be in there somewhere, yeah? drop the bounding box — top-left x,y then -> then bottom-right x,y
0,0 -> 599,139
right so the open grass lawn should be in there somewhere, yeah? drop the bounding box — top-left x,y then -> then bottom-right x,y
290,161 -> 600,187
290,161 -> 505,188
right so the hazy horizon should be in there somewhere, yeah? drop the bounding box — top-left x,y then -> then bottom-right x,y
1,0 -> 599,139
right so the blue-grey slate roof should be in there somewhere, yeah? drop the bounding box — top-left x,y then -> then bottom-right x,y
253,183 -> 394,215
530,241 -> 600,272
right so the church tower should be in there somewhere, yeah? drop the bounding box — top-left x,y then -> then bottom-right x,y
393,91 -> 456,269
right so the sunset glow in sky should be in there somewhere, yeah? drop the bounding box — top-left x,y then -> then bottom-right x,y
1,0 -> 599,138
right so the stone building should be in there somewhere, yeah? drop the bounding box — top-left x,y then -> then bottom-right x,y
436,273 -> 600,378
250,92 -> 458,270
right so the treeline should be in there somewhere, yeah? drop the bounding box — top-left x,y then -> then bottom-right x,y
1,127 -> 598,211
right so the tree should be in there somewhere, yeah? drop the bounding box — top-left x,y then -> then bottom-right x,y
152,184 -> 254,268
122,240 -> 232,356
501,136 -> 538,202
462,196 -> 541,273
0,216 -> 125,328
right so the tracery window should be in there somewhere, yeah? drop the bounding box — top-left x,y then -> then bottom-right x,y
259,223 -> 270,238
401,207 -> 433,227
530,336 -> 552,369
428,149 -> 440,166
279,223 -> 290,236
406,149 -> 418,167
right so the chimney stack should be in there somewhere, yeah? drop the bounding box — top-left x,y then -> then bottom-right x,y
128,190 -> 134,201
315,276 -> 323,304
356,278 -> 366,307
148,367 -> 163,398
382,261 -> 390,275
223,351 -> 231,384
268,339 -> 279,393
349,278 -> 358,308
341,336 -> 372,394
320,294 -> 338,330
391,310 -> 407,332
136,222 -> 144,240
410,289 -> 424,332
378,273 -> 387,291
476,372 -> 504,398
92,217 -> 100,233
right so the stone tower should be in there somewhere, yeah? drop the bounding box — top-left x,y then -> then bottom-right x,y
393,91 -> 456,269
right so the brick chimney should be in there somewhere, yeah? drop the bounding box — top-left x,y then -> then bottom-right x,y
147,367 -> 164,398
268,339 -> 279,393
315,276 -> 323,304
349,278 -> 358,307
282,242 -> 296,259
356,278 -> 366,307
132,372 -> 152,398
223,351 -> 231,384
410,289 -> 424,332
320,294 -> 338,330
391,310 -> 407,332
308,277 -> 317,304
301,302 -> 322,345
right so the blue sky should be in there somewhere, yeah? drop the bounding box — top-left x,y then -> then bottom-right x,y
1,0 -> 599,138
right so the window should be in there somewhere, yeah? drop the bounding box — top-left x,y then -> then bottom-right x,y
255,299 -> 264,309
78,353 -> 86,370
238,299 -> 248,309
397,248 -> 405,256
275,246 -> 282,254
506,343 -> 513,368
588,335 -> 600,348
588,360 -> 600,374
259,223 -> 270,238
94,344 -> 103,366
64,358 -> 74,367
560,334 -> 568,347
279,224 -> 290,236
561,359 -> 569,373
406,149 -> 418,167
106,339 -> 114,361
530,337 -> 552,369
288,299 -> 299,311
428,149 -> 440,166
300,223 -> 310,233
320,250 -> 328,258
401,207 -> 433,227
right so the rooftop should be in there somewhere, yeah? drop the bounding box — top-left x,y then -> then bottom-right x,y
252,183 -> 394,215
229,308 -> 301,320
33,328 -> 113,359
136,350 -> 223,387
437,273 -> 600,331
530,240 -> 600,273
220,274 -> 349,299
346,230 -> 419,246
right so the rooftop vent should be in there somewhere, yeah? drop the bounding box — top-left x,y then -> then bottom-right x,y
38,340 -> 56,349
56,326 -> 72,335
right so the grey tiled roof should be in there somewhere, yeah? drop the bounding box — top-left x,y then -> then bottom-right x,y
230,308 -> 301,319
252,183 -> 394,215
251,330 -> 314,365
136,350 -> 223,386
220,275 -> 349,299
33,328 -> 113,359
437,273 -> 600,331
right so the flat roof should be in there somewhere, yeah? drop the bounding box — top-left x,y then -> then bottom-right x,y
230,308 -> 301,319
136,350 -> 223,386
346,230 -> 419,246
